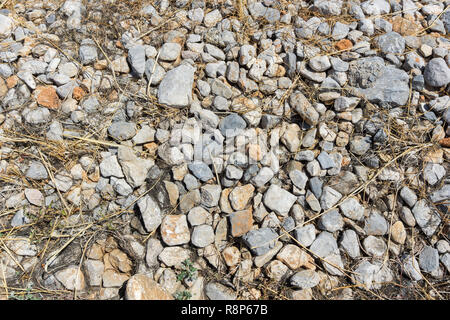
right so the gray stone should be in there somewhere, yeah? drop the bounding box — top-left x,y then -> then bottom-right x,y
423,163 -> 445,186
17,71 -> 36,89
339,197 -> 365,221
332,22 -> 349,40
200,184 -> 221,208
290,270 -> 320,289
108,122 -> 136,141
402,255 -> 423,281
79,43 -> 98,65
317,151 -> 335,169
419,246 -> 439,273
219,113 -> 247,138
205,282 -> 236,300
349,136 -> 371,155
400,186 -> 417,207
263,184 -> 297,216
111,178 -> 132,196
26,161 -> 48,180
47,73 -> 70,86
313,0 -> 343,15
158,64 -> 195,108
146,239 -> 163,267
159,42 -> 181,61
248,2 -> 280,23
318,209 -> 343,232
355,66 -> 411,106
128,45 -> 146,77
84,259 -> 104,286
132,125 -> 155,145
363,236 -> 386,257
430,184 -> 450,203
0,13 -> 14,38
308,177 -> 323,199
203,9 -> 222,27
361,0 -> 390,15
117,146 -> 154,188
188,161 -> 213,182
251,167 -> 274,187
424,58 -> 450,87
298,61 -> 327,83
288,166 -> 308,190
11,209 -> 30,227
225,165 -> 243,180
184,174 -> 200,190
158,247 -> 191,267
145,59 -> 166,85
294,224 -> 316,247
191,225 -> 215,248
436,240 -> 450,254
441,254 -> 450,273
137,196 -> 162,233
242,227 -> 278,256
353,260 -> 379,290
376,32 -> 405,54
309,55 -> 331,72
340,229 -> 360,258
99,155 -> 124,178
412,199 -> 441,237
364,211 -> 388,236
187,207 -> 209,226
322,252 -> 345,276
56,80 -> 77,99
24,107 -> 51,125
310,231 -> 338,258
320,186 -> 342,210
290,92 -> 320,125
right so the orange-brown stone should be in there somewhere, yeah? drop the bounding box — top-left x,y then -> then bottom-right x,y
335,39 -> 353,51
228,208 -> 253,237
72,86 -> 86,101
0,78 -> 6,98
439,138 -> 450,148
229,184 -> 255,211
391,16 -> 421,36
36,86 -> 60,109
125,274 -> 173,300
6,75 -> 18,89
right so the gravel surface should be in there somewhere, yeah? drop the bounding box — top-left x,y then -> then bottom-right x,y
0,0 -> 449,300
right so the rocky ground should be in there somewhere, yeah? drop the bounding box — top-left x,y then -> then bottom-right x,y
0,0 -> 449,300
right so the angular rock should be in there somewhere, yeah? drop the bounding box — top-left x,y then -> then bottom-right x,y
242,227 -> 278,256
160,215 -> 190,246
158,64 -> 195,108
263,184 -> 297,216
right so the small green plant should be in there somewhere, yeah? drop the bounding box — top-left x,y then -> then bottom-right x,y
176,259 -> 197,282
9,283 -> 41,300
174,290 -> 192,300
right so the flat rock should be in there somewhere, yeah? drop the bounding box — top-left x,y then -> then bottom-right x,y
310,231 -> 338,258
290,270 -> 320,289
55,265 -> 86,291
158,64 -> 195,108
263,184 -> 297,216
191,224 -> 215,248
419,246 -> 439,273
242,227 -> 278,256
137,196 -> 162,233
160,215 -> 190,246
229,208 -> 253,237
205,282 -> 236,300
424,58 -> 450,87
125,274 -> 173,300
